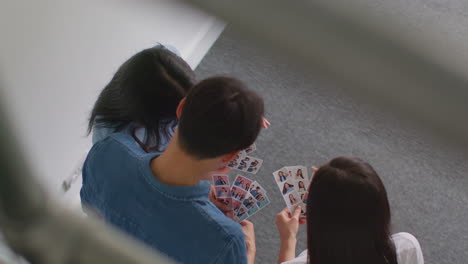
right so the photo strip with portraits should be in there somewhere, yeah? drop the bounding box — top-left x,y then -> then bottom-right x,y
212,173 -> 271,222
273,165 -> 314,220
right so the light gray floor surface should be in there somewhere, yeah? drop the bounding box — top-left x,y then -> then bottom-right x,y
195,3 -> 468,262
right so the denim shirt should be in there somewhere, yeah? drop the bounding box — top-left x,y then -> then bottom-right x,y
80,133 -> 247,264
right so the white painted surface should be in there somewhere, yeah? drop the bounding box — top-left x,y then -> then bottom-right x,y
0,0 -> 224,197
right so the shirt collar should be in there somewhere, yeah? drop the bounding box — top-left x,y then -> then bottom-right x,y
140,153 -> 211,200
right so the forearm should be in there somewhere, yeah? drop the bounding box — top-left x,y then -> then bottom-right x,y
247,250 -> 256,264
246,243 -> 256,264
277,238 -> 297,264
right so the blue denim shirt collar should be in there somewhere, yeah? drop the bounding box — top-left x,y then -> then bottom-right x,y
139,153 -> 211,200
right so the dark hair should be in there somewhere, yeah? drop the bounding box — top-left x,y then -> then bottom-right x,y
306,156 -> 397,264
178,76 -> 264,159
282,183 -> 293,194
88,45 -> 195,152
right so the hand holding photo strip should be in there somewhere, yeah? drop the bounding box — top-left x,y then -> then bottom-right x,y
273,166 -> 316,220
297,202 -> 307,219
231,177 -> 271,222
286,194 -> 307,222
224,142 -> 270,222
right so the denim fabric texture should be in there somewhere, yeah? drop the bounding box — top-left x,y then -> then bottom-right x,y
81,132 -> 247,264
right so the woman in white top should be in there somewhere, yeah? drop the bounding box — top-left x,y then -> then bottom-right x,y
275,156 -> 424,264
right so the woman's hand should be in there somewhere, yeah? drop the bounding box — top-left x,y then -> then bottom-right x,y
240,220 -> 256,264
276,206 -> 301,243
209,185 -> 234,219
276,206 -> 301,264
262,117 -> 271,128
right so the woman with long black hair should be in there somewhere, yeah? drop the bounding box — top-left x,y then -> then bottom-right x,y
275,156 -> 424,264
88,44 -> 195,152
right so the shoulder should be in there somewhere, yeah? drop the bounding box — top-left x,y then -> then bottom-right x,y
89,132 -> 148,159
193,203 -> 247,263
392,232 -> 424,264
82,133 -> 156,186
392,232 -> 421,251
213,227 -> 247,264
196,202 -> 244,239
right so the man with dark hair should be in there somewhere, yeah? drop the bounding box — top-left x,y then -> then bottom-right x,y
81,76 -> 263,264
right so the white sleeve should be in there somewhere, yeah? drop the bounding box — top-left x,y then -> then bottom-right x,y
281,249 -> 308,264
392,232 -> 424,264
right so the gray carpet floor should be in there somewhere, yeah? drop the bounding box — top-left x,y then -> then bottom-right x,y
195,13 -> 468,264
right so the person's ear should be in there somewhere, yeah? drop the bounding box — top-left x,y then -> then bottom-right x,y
222,150 -> 241,164
176,97 -> 186,119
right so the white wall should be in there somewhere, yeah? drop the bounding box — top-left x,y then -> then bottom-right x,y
0,0 -> 224,197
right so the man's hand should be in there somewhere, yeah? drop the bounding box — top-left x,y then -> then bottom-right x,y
209,185 -> 234,219
240,220 -> 256,264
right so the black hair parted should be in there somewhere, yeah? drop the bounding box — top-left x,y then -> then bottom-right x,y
88,45 -> 195,152
306,156 -> 397,264
178,76 -> 264,159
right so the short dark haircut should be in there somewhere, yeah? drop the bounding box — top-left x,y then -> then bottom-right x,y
88,45 -> 195,152
178,76 -> 264,159
306,156 -> 397,264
